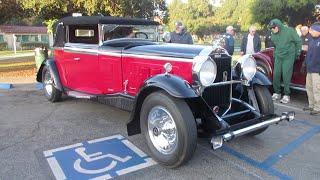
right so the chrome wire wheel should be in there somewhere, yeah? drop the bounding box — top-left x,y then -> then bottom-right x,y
43,69 -> 53,97
147,106 -> 178,155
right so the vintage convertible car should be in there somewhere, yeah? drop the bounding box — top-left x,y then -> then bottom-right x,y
36,15 -> 295,168
253,48 -> 307,91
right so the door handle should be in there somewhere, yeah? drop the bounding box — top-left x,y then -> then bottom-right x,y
74,57 -> 80,61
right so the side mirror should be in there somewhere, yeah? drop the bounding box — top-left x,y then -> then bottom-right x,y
163,32 -> 171,43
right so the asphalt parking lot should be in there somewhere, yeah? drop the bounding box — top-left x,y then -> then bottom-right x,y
0,84 -> 319,180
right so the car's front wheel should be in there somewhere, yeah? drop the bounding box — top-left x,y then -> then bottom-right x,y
247,85 -> 274,136
140,91 -> 197,168
42,66 -> 62,102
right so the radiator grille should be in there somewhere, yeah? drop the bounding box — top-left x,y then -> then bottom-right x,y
202,55 -> 232,107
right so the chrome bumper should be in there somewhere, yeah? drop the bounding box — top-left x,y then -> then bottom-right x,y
211,111 -> 295,150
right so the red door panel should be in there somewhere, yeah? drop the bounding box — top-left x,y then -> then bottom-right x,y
98,54 -> 123,94
63,48 -> 100,94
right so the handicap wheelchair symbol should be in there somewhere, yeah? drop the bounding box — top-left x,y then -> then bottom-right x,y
44,135 -> 156,179
74,147 -> 132,174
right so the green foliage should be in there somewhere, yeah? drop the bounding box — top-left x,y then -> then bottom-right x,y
166,0 -> 319,39
43,19 -> 59,34
251,0 -> 318,27
0,0 -> 30,24
167,0 -> 216,40
18,0 -> 166,20
214,0 -> 258,31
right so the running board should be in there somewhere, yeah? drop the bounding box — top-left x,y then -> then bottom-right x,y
67,91 -> 96,99
211,111 -> 295,150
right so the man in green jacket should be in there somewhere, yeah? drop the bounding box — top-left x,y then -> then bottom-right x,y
268,19 -> 302,104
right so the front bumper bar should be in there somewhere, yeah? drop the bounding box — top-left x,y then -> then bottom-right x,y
211,111 -> 295,150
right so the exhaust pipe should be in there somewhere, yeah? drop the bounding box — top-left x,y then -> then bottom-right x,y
211,111 -> 295,150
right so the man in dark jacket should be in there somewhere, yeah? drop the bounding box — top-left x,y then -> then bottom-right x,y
269,19 -> 302,104
304,23 -> 320,115
170,21 -> 193,44
240,26 -> 261,55
300,26 -> 310,51
223,25 -> 235,55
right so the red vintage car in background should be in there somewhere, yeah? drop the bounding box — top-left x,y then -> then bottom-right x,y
36,15 -> 295,168
253,48 -> 307,91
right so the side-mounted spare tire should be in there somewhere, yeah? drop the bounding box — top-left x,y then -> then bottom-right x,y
140,91 -> 197,168
42,65 -> 62,102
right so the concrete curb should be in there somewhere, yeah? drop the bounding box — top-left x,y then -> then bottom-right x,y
0,83 -> 13,90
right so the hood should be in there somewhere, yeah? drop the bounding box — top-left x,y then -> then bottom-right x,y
269,19 -> 285,30
124,43 -> 210,59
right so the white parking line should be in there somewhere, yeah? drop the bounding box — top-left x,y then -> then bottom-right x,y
87,134 -> 124,144
43,143 -> 83,157
116,158 -> 157,176
122,139 -> 147,158
89,174 -> 112,180
274,102 -> 304,112
46,157 -> 66,180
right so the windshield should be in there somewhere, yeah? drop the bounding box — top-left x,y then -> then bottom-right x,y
102,24 -> 159,42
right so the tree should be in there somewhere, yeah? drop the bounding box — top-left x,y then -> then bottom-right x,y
19,0 -> 167,20
167,0 -> 215,41
0,0 -> 29,24
213,0 -> 258,31
252,0 -> 318,27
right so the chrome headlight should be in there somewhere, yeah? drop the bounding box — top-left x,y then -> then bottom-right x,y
193,56 -> 217,87
239,54 -> 257,81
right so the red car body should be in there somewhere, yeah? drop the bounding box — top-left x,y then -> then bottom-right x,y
54,45 -> 194,95
253,48 -> 307,91
36,16 -> 295,168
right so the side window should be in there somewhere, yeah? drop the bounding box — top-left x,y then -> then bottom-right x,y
103,25 -> 134,41
69,25 -> 98,44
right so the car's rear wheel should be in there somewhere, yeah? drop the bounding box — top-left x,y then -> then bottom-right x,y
42,66 -> 62,102
140,91 -> 197,168
247,85 -> 274,136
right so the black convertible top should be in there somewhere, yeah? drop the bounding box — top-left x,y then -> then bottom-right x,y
58,16 -> 160,26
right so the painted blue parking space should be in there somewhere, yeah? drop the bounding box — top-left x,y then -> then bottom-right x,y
36,83 -> 43,90
0,83 -> 12,90
222,120 -> 320,180
43,134 -> 156,180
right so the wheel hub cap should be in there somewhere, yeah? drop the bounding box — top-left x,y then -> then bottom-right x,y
148,106 -> 178,155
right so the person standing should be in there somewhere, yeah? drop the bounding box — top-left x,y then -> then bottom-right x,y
223,26 -> 235,55
300,26 -> 310,51
240,26 -> 261,55
268,19 -> 302,104
170,21 -> 193,44
303,23 -> 320,115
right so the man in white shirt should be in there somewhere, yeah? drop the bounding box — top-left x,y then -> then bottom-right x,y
240,26 -> 261,55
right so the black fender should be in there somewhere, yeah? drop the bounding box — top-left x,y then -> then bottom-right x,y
36,59 -> 63,91
127,74 -> 199,136
251,71 -> 272,86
